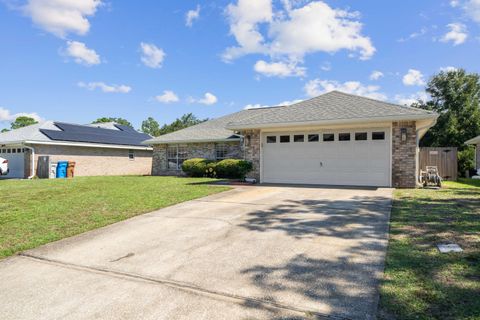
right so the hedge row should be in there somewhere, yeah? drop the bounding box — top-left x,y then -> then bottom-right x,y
181,158 -> 253,179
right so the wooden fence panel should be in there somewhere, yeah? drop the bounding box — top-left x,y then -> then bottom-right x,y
419,147 -> 458,181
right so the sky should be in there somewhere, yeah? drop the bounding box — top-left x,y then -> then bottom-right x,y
0,0 -> 479,131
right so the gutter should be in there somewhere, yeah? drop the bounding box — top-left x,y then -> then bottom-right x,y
142,137 -> 241,145
225,114 -> 438,130
23,140 -> 152,151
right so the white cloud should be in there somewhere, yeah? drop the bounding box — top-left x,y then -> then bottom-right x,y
304,79 -> 387,100
140,42 -> 165,69
155,90 -> 180,103
23,0 -> 102,38
402,69 -> 426,86
320,62 -> 331,71
223,0 -> 375,76
0,107 -> 42,123
197,92 -> 218,105
450,0 -> 460,7
465,0 -> 480,23
397,27 -> 427,42
77,82 -> 131,93
394,91 -> 429,106
63,41 -> 100,66
254,60 -> 305,77
440,66 -> 458,72
186,5 -> 200,27
369,70 -> 384,81
440,23 -> 468,45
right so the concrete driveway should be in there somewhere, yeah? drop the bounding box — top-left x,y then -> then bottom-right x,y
0,185 -> 392,320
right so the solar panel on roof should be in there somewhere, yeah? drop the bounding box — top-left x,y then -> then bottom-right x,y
40,122 -> 151,146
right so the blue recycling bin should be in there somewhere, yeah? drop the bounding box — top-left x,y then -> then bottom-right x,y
56,161 -> 68,178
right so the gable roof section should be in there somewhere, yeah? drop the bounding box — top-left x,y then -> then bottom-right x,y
226,91 -> 437,130
143,107 -> 275,144
0,121 -> 151,148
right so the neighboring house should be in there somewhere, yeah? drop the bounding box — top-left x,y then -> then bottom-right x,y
143,91 -> 438,188
0,121 -> 152,178
466,135 -> 480,169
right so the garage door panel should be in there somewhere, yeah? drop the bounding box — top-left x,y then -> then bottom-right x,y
0,147 -> 25,179
262,129 -> 390,187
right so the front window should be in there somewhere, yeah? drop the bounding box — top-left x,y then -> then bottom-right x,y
167,145 -> 187,170
215,143 -> 228,160
128,149 -> 135,160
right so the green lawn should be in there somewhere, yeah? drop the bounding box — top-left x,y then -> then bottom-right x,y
379,179 -> 480,320
0,176 -> 229,259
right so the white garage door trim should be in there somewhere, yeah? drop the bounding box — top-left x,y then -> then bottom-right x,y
260,126 -> 392,187
0,146 -> 26,179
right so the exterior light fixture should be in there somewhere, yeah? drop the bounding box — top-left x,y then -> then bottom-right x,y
401,128 -> 407,142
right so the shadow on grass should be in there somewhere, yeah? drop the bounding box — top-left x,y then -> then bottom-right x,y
378,185 -> 480,319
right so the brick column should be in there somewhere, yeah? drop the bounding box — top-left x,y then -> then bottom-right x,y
242,129 -> 261,181
392,121 -> 417,188
151,144 -> 167,175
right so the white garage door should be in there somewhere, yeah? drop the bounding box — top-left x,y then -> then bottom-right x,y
262,129 -> 391,187
0,147 -> 25,179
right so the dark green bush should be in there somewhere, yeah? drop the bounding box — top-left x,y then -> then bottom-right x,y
458,146 -> 475,177
181,158 -> 212,177
181,158 -> 253,179
215,159 -> 253,179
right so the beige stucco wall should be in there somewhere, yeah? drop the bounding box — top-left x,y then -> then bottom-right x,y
26,144 -> 152,177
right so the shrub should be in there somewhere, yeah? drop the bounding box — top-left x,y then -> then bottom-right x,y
181,158 -> 253,179
458,146 -> 475,177
215,159 -> 253,179
181,158 -> 211,177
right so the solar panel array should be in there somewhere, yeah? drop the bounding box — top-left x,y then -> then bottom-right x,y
40,122 -> 151,146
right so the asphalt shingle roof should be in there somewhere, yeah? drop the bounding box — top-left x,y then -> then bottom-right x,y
143,107 -> 275,144
0,121 -> 151,147
226,91 -> 436,129
143,91 -> 437,145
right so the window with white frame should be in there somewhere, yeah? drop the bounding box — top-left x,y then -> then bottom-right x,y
167,145 -> 187,170
215,143 -> 228,160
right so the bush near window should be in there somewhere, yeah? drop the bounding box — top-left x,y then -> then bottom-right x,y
181,158 -> 213,177
182,158 -> 252,179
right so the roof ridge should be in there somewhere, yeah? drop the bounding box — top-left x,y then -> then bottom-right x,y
329,90 -> 433,113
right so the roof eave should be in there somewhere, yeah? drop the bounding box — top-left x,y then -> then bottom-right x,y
143,137 -> 241,145
225,114 -> 438,130
22,140 -> 153,150
465,136 -> 480,145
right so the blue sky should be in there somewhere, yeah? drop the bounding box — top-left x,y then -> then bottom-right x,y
0,0 -> 479,130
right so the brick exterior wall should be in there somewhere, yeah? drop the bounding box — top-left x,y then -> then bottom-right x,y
392,121 -> 418,188
242,129 -> 261,181
151,141 -> 243,176
26,145 -> 152,178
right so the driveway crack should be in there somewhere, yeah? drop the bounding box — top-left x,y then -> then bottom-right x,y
17,252 -> 350,320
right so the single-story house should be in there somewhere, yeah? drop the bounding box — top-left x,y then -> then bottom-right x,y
466,135 -> 480,169
0,121 -> 152,178
143,91 -> 438,188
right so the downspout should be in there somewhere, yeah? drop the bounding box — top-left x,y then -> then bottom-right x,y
22,144 -> 35,179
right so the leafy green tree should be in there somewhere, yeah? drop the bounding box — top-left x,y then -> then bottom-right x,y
418,69 -> 480,173
11,116 -> 38,129
419,69 -> 480,148
139,114 -> 206,137
141,117 -> 161,136
92,117 -> 133,128
1,128 -> 10,133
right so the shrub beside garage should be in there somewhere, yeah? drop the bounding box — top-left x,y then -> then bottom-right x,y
182,158 -> 252,179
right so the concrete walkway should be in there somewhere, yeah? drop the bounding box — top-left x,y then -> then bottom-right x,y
0,185 -> 393,320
